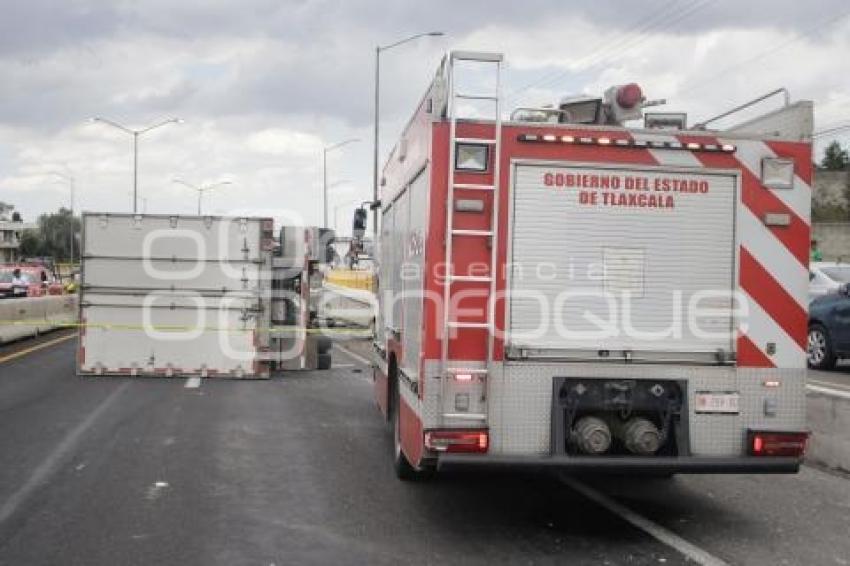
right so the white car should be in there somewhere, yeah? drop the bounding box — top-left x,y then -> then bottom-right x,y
810,262 -> 850,302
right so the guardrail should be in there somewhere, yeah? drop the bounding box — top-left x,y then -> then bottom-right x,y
0,295 -> 79,344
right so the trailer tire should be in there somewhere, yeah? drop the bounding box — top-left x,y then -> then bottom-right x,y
317,353 -> 332,370
317,336 -> 332,355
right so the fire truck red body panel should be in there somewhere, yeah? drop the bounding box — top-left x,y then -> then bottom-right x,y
374,52 -> 812,475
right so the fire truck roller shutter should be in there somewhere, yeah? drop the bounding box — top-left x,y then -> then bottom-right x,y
507,163 -> 737,358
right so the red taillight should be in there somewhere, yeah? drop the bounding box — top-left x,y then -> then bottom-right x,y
424,430 -> 489,454
748,430 -> 808,457
616,83 -> 643,109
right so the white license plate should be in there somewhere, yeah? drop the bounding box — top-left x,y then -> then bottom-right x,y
695,392 -> 740,414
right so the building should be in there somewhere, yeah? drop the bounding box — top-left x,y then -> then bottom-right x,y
0,220 -> 35,263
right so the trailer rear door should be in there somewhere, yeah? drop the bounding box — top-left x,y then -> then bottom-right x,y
507,162 -> 737,361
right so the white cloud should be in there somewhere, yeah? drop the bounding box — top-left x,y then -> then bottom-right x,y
1,0 -> 849,231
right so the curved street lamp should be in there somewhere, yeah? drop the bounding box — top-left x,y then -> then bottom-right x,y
373,31 -> 444,236
323,139 -> 359,228
173,179 -> 233,215
92,117 -> 182,214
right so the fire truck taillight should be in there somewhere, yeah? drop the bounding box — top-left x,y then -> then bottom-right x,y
425,430 -> 489,453
748,430 -> 808,457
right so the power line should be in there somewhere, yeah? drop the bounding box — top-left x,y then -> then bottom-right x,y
506,0 -> 710,107
678,8 -> 850,98
505,0 -> 682,99
814,124 -> 850,139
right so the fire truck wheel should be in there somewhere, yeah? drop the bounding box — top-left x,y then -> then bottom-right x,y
317,353 -> 332,370
392,384 -> 433,480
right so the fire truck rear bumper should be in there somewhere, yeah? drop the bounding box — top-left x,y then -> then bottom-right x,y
436,454 -> 801,474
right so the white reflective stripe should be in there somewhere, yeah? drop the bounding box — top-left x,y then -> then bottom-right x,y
722,139 -> 811,222
740,293 -> 806,368
631,133 -> 704,168
738,207 -> 809,311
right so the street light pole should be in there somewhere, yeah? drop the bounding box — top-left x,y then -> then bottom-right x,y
92,117 -> 182,213
322,138 -> 359,228
373,31 -> 443,237
173,179 -> 233,215
50,171 -> 76,264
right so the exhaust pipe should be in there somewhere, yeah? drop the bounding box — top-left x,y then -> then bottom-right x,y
616,417 -> 663,455
572,415 -> 612,455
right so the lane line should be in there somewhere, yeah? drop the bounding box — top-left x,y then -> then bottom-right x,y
333,344 -> 372,367
0,381 -> 131,526
332,345 -> 373,382
0,332 -> 76,365
807,378 -> 850,392
806,384 -> 850,400
560,475 -> 730,566
184,377 -> 201,389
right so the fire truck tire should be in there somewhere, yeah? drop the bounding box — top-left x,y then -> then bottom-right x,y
391,383 -> 433,481
317,353 -> 332,370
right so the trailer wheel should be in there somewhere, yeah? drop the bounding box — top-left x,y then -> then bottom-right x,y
317,336 -> 332,355
317,353 -> 332,370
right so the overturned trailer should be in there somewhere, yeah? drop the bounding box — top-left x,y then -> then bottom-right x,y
78,213 -> 331,378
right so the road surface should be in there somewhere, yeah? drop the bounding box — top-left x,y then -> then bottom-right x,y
0,332 -> 848,565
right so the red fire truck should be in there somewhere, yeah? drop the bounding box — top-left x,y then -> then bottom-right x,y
373,51 -> 812,479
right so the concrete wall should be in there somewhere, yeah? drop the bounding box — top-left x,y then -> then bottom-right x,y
812,223 -> 850,261
812,169 -> 849,209
0,295 -> 78,343
806,390 -> 850,474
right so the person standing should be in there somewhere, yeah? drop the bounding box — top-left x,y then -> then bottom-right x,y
811,239 -> 823,262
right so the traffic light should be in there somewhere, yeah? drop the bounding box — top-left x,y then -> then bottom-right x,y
352,207 -> 367,239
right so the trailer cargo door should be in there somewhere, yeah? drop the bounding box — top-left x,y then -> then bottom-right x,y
507,163 -> 737,361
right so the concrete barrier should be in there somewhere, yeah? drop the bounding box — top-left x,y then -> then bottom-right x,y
0,295 -> 79,344
806,389 -> 850,474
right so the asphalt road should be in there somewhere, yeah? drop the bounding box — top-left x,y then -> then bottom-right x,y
0,333 -> 848,566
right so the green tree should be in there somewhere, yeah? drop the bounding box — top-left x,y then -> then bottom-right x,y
18,208 -> 81,262
821,140 -> 849,170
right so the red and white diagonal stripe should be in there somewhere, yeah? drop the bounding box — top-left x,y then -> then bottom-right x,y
682,136 -> 810,368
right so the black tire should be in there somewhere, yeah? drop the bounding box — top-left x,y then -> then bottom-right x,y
808,324 -> 836,370
391,381 -> 420,481
316,336 -> 332,355
317,352 -> 332,370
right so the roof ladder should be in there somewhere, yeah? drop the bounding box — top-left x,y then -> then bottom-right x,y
438,51 -> 503,426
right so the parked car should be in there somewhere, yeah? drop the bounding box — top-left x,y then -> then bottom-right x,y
808,284 -> 850,369
809,262 -> 850,302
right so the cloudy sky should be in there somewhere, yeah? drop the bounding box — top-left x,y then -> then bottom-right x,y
1,0 -> 848,233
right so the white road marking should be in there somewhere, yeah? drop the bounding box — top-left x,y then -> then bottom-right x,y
333,363 -> 354,368
806,383 -> 850,400
0,381 -> 131,525
332,345 -> 373,382
333,344 -> 372,367
184,376 -> 201,389
807,378 -> 850,392
560,475 -> 730,566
